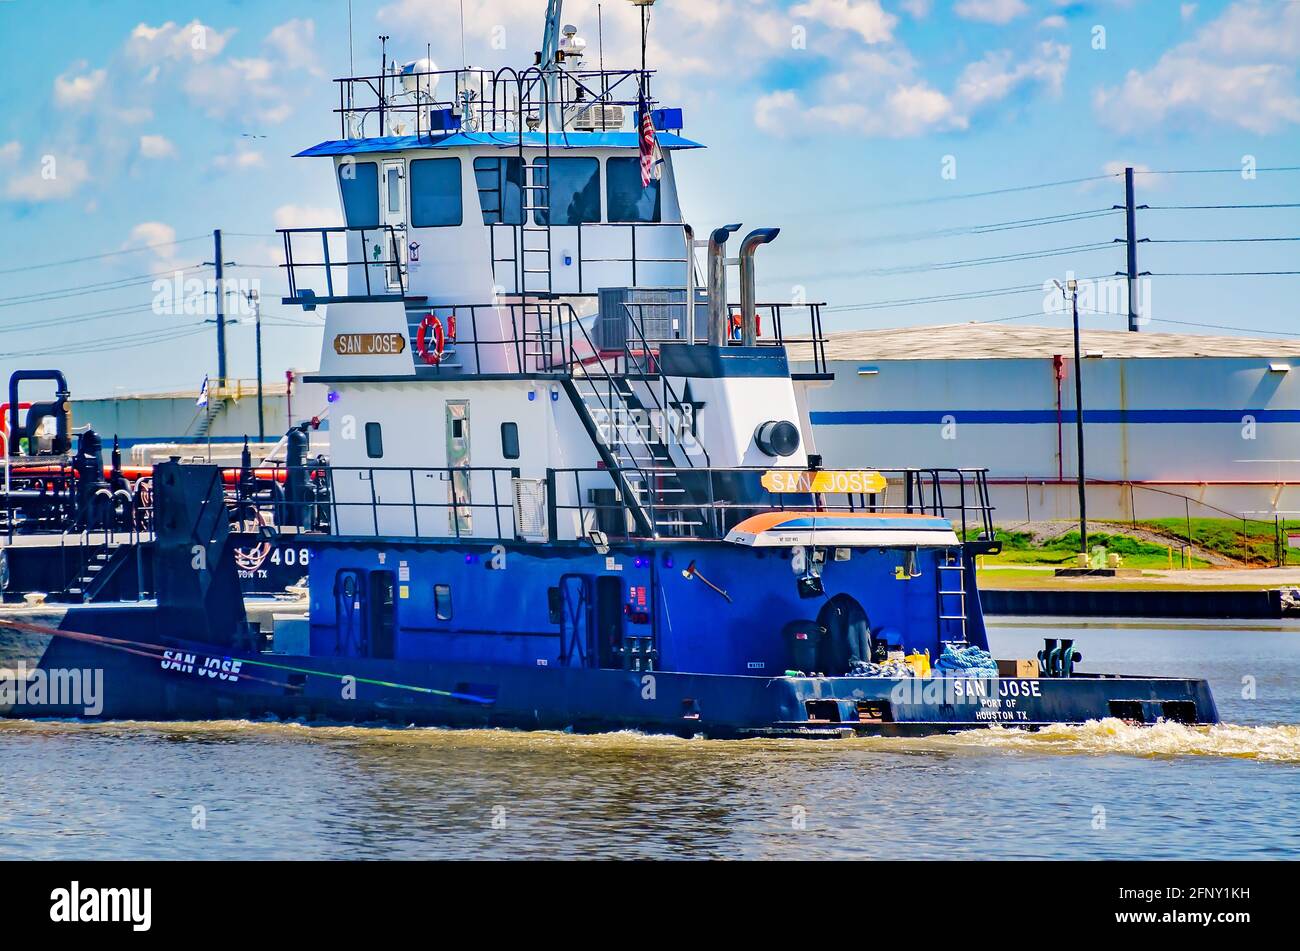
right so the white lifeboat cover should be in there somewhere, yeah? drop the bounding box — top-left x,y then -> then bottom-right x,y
724,511 -> 960,548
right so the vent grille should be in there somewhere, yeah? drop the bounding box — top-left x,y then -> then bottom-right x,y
512,477 -> 548,541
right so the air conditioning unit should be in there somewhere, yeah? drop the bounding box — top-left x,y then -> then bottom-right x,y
569,104 -> 625,132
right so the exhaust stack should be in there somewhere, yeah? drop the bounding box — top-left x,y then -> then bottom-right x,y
738,228 -> 780,347
707,224 -> 742,346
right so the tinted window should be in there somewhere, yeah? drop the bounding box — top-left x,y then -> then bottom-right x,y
606,157 -> 661,223
500,422 -> 520,459
385,164 -> 402,214
410,158 -> 462,227
536,157 -> 600,225
338,160 -> 380,228
434,584 -> 452,620
474,157 -> 523,225
365,422 -> 383,459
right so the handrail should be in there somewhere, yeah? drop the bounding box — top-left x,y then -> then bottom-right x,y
279,225 -> 406,303
333,65 -> 656,140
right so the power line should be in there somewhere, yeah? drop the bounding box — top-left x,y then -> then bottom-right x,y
0,323 -> 208,359
0,235 -> 209,276
1148,237 -> 1300,244
1134,165 -> 1300,175
835,241 -> 1116,279
842,208 -> 1119,247
1147,202 -> 1300,210
0,305 -> 162,336
860,173 -> 1120,209
1150,271 -> 1300,277
0,265 -> 209,308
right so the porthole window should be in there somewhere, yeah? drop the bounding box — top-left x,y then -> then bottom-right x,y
365,422 -> 384,459
501,421 -> 520,459
434,583 -> 453,620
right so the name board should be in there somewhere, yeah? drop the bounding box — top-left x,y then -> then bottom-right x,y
333,333 -> 407,356
761,469 -> 888,494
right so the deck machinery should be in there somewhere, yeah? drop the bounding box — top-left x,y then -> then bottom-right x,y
5,2 -> 1218,735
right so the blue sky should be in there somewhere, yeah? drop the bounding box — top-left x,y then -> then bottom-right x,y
0,0 -> 1297,398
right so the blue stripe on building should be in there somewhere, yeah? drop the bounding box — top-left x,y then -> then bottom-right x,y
811,409 -> 1300,425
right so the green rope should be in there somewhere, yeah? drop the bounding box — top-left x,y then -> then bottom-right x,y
232,655 -> 495,705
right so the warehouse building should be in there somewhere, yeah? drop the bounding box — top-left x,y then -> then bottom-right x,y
797,323 -> 1300,523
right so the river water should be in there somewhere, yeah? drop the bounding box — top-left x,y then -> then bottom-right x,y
2,618 -> 1297,860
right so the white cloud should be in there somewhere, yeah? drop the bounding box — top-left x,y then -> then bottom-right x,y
5,153 -> 91,202
756,80 -> 965,137
954,0 -> 1029,26
139,134 -> 177,159
1095,0 -> 1300,133
274,204 -> 343,231
1102,160 -> 1157,182
789,0 -> 896,44
126,20 -> 232,64
955,42 -> 1070,107
182,57 -> 288,123
0,141 -> 20,164
265,18 -> 322,76
1039,15 -> 1067,30
757,37 -> 1067,137
900,0 -> 931,18
123,221 -> 180,268
1180,4 -> 1198,23
53,64 -> 106,106
212,145 -> 265,171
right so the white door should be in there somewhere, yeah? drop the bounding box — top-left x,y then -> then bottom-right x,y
380,159 -> 407,292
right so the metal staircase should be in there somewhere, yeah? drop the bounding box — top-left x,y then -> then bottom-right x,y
65,537 -> 131,602
193,397 -> 227,439
561,309 -> 713,538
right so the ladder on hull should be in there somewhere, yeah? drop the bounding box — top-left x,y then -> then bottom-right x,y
937,551 -> 969,644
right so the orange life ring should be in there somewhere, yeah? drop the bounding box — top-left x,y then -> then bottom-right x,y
415,313 -> 445,366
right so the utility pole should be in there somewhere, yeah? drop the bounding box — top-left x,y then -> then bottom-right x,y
1056,278 -> 1088,554
1117,167 -> 1149,332
246,289 -> 264,442
213,229 -> 228,387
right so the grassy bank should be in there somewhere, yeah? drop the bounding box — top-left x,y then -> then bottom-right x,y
971,528 -> 1213,569
1133,517 -> 1299,567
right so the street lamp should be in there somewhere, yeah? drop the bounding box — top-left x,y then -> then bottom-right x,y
1054,277 -> 1087,555
245,289 -> 265,443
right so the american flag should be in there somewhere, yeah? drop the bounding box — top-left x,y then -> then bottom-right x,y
639,98 -> 663,187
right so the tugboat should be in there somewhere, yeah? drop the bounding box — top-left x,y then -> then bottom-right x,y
2,3 -> 1218,736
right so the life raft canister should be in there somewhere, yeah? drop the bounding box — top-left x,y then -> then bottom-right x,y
415,313 -> 445,366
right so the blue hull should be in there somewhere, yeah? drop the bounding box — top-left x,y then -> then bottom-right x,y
9,617 -> 1219,738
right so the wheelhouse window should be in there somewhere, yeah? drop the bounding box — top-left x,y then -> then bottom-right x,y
409,158 -> 462,227
365,422 -> 384,459
500,422 -> 520,459
606,156 -> 662,223
338,160 -> 380,228
473,157 -> 523,225
434,584 -> 453,620
535,157 -> 600,225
